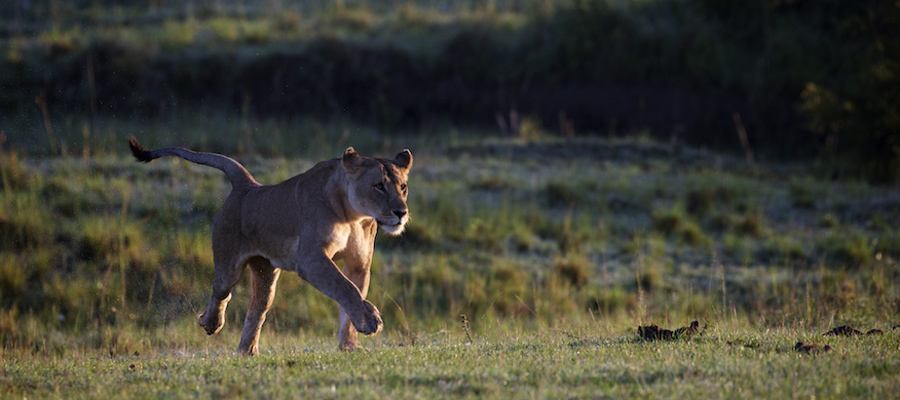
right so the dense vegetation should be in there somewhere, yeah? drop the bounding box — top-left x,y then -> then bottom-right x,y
1,0 -> 898,183
1,135 -> 898,397
1,135 -> 897,351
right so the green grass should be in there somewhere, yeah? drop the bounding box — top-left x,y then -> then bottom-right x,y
2,1 -> 898,393
1,320 -> 897,398
0,133 -> 898,397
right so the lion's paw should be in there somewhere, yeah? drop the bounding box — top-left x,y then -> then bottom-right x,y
355,301 -> 383,336
198,311 -> 225,335
339,341 -> 360,352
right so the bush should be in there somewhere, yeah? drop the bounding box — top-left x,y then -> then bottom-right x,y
584,286 -> 632,315
0,193 -> 50,251
819,233 -> 874,269
0,153 -> 32,191
545,182 -> 583,208
736,208 -> 765,237
553,255 -> 591,288
0,254 -> 25,303
789,178 -> 820,209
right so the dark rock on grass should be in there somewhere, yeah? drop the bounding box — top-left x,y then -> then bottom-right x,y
638,321 -> 700,341
824,325 -> 863,336
795,341 -> 832,354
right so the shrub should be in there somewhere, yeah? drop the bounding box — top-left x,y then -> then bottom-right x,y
0,254 -> 25,303
788,178 -> 820,209
545,182 -> 582,208
736,208 -> 764,237
651,206 -> 683,236
685,188 -> 714,217
469,175 -> 512,191
819,233 -> 874,269
819,213 -> 839,228
636,263 -> 662,293
0,153 -> 32,191
584,286 -> 632,315
679,220 -> 710,247
722,233 -> 753,265
553,255 -> 591,288
875,230 -> 900,259
173,231 -> 213,270
489,261 -> 529,316
762,235 -> 808,265
0,193 -> 50,251
652,206 -> 710,247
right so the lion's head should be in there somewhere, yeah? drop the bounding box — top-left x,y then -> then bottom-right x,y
342,147 -> 413,235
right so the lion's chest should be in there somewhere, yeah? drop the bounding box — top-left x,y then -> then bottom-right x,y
321,224 -> 351,258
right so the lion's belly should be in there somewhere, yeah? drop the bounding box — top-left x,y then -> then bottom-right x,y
245,236 -> 299,269
242,225 -> 352,272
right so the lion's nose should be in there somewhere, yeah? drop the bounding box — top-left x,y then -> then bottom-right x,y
393,209 -> 408,219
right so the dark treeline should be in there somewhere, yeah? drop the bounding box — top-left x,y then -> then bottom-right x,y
1,0 -> 897,183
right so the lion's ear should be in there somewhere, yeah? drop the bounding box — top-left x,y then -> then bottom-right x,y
342,147 -> 362,173
394,149 -> 413,171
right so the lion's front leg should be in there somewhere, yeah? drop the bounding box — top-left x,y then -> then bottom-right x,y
337,307 -> 357,351
296,251 -> 383,338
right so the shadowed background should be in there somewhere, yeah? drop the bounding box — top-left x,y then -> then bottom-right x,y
2,0 -> 898,181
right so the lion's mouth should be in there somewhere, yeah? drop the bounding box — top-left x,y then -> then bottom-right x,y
376,218 -> 407,235
378,220 -> 403,228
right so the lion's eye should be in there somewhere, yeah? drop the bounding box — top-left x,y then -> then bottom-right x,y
375,182 -> 385,192
400,184 -> 407,193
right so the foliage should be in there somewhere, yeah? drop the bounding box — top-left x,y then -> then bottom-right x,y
0,136 -> 896,341
1,0 -> 897,183
0,133 -> 897,397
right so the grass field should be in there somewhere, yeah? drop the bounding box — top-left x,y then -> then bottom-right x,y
2,1 -> 898,397
1,127 -> 898,398
2,320 -> 898,398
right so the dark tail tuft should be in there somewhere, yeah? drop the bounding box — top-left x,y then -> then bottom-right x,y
128,136 -> 155,162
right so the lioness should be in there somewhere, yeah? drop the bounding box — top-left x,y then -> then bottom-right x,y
128,137 -> 412,353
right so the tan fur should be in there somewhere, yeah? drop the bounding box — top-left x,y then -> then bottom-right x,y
128,138 -> 412,353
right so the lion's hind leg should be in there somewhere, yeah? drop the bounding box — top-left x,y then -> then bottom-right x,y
338,265 -> 372,351
238,257 -> 281,356
198,252 -> 245,336
337,220 -> 377,351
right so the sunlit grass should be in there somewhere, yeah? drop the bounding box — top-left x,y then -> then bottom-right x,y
0,133 -> 897,397
1,319 -> 897,398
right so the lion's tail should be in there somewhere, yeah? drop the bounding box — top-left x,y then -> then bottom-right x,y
128,137 -> 259,188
